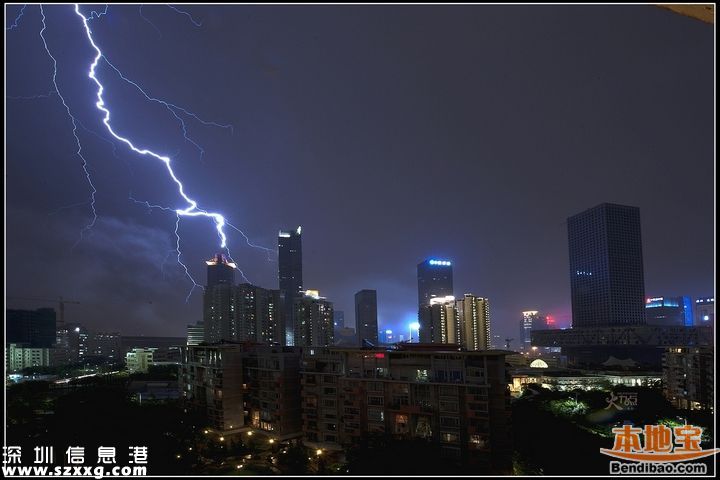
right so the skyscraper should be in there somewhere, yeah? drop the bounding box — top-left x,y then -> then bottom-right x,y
293,290 -> 334,347
417,258 -> 454,317
519,311 -> 545,352
279,227 -> 303,346
568,203 -> 646,328
457,294 -> 491,351
237,284 -> 283,344
203,253 -> 238,343
355,289 -> 378,346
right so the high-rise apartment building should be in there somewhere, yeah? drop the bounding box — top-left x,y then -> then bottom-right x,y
419,296 -> 459,345
568,203 -> 645,327
293,290 -> 334,347
279,227 -> 303,346
204,254 -> 238,343
420,295 -> 490,351
457,294 -> 490,351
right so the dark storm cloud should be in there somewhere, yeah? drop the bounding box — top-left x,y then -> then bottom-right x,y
6,206 -> 198,334
6,5 -> 714,340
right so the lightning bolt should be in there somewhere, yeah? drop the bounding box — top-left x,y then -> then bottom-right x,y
39,5 -> 98,247
102,57 -> 234,161
166,5 -> 203,27
6,4 -> 27,31
138,5 -> 163,39
11,4 -> 274,300
74,4 -> 230,253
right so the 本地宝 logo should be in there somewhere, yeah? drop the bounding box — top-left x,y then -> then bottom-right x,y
600,424 -> 719,462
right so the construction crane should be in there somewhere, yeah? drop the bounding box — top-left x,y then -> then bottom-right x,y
6,296 -> 81,326
505,338 -> 514,350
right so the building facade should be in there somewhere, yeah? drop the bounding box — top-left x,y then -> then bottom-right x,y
187,321 -> 205,346
417,259 -> 454,317
420,295 -> 490,351
236,284 -> 283,344
181,343 -> 303,438
204,254 -> 238,343
694,297 -> 714,329
126,348 -> 156,373
355,289 -> 378,346
6,343 -> 51,372
419,296 -> 459,345
300,345 -> 512,471
568,203 -> 646,328
294,290 -> 334,348
457,295 -> 491,351
7,308 -> 57,348
279,227 -> 303,346
88,332 -> 122,360
519,311 -> 545,352
663,346 -> 713,411
645,296 -> 693,327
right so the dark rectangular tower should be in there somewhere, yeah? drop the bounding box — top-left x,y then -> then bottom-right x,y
355,289 -> 378,346
568,203 -> 646,328
417,258 -> 454,316
279,227 -> 303,346
7,308 -> 57,348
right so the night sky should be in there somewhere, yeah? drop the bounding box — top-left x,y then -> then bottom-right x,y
6,5 -> 714,342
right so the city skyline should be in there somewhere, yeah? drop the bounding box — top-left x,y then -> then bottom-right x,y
6,5 -> 713,344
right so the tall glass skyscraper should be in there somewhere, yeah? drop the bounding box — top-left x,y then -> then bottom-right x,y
279,227 -> 303,346
568,203 -> 646,328
417,258 -> 454,316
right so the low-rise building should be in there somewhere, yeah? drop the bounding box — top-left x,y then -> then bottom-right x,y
126,348 -> 156,373
6,343 -> 51,372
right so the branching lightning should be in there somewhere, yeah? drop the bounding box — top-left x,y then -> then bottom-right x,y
138,5 -> 163,39
10,4 -> 274,301
39,5 -> 98,248
102,57 -> 234,161
166,5 -> 203,27
6,4 -> 27,31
